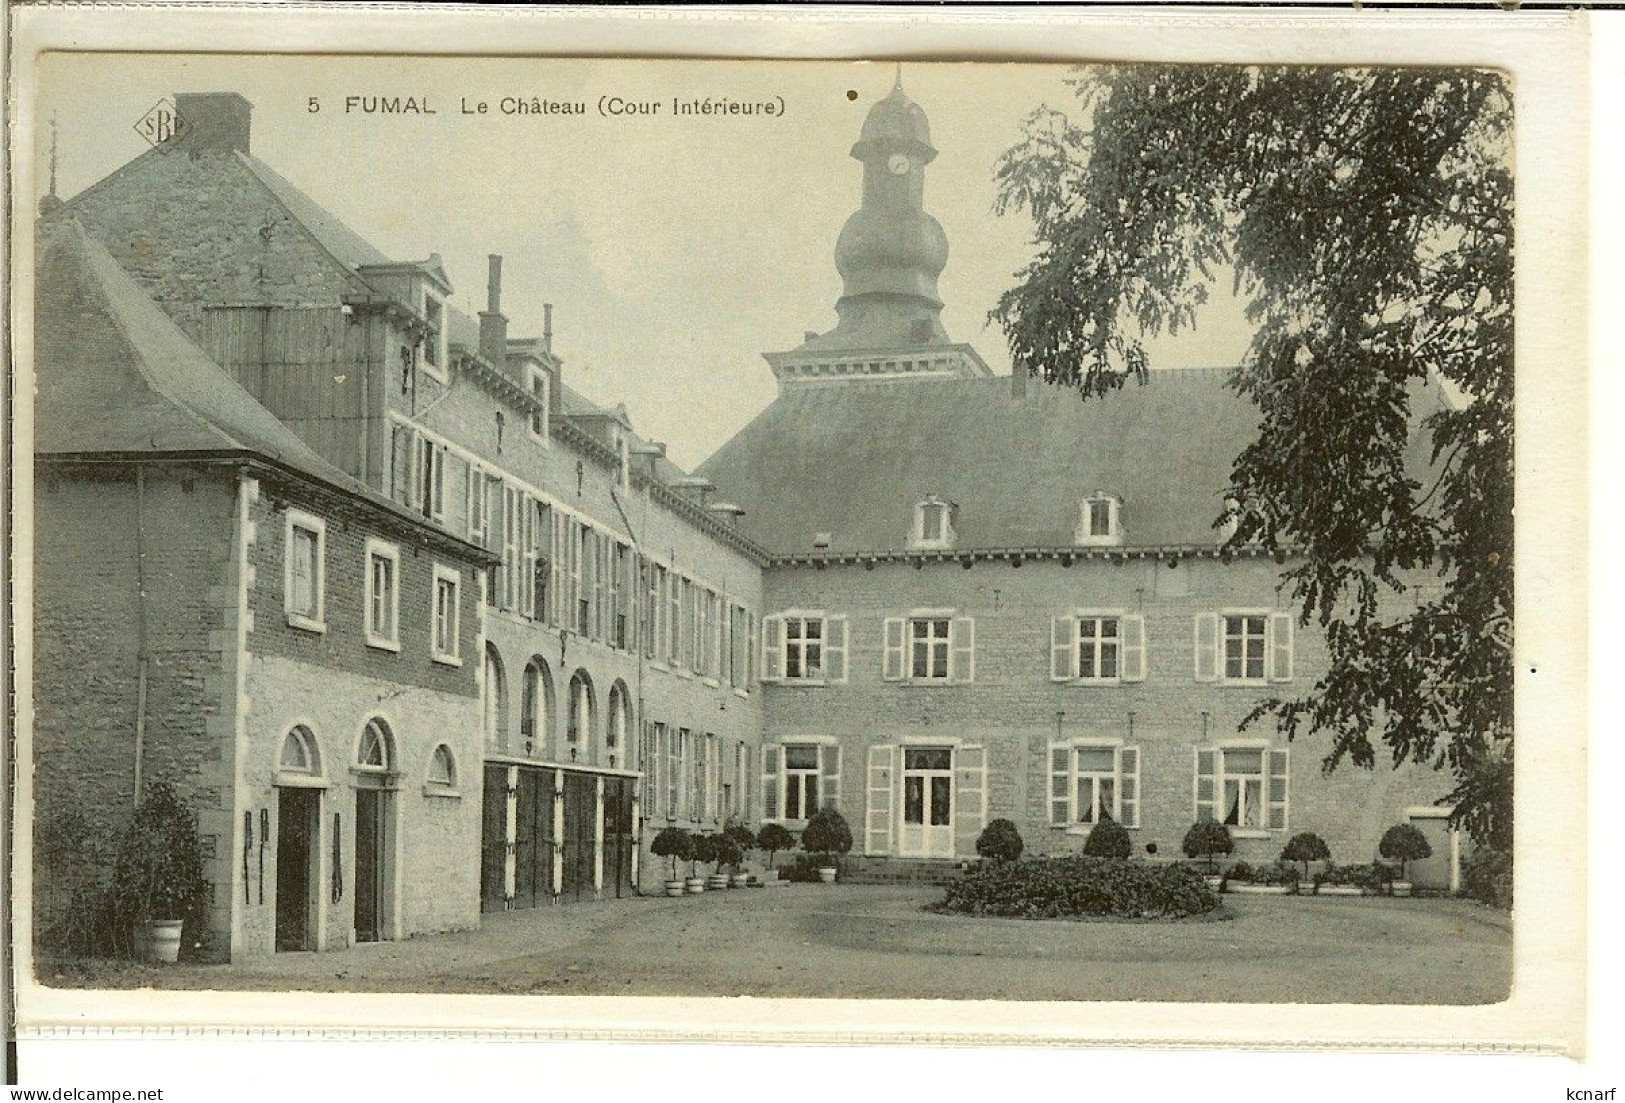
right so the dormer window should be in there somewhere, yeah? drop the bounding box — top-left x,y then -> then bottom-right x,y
912,495 -> 956,549
527,365 -> 550,440
1076,492 -> 1122,546
421,292 -> 447,381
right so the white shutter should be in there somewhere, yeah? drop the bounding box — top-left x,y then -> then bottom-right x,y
883,618 -> 906,681
864,745 -> 897,855
431,444 -> 447,522
950,617 -> 976,683
548,511 -> 563,625
820,744 -> 842,814
1194,613 -> 1220,683
1121,615 -> 1146,683
1268,748 -> 1290,830
466,462 -> 484,542
1270,613 -> 1295,682
824,616 -> 849,683
1050,616 -> 1077,681
390,424 -> 414,505
761,745 -> 781,820
1049,743 -> 1069,825
954,744 -> 988,859
1119,746 -> 1141,828
761,615 -> 784,681
1195,747 -> 1217,822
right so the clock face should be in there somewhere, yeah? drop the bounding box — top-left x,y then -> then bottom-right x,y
887,153 -> 911,176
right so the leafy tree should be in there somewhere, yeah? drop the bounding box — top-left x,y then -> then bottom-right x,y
800,807 -> 853,864
651,826 -> 693,881
1181,820 -> 1234,871
994,65 -> 1513,849
756,823 -> 796,868
1281,832 -> 1332,880
1378,823 -> 1433,881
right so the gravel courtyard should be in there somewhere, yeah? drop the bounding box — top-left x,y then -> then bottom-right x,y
45,884 -> 1512,1005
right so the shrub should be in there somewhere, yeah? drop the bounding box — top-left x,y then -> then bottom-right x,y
651,826 -> 693,880
1181,820 -> 1234,870
1378,824 -> 1433,881
1226,860 -> 1298,887
723,821 -> 757,854
756,823 -> 796,868
781,853 -> 827,883
1281,832 -> 1332,879
939,855 -> 1221,920
1315,862 -> 1386,890
1461,846 -> 1513,909
800,807 -> 853,865
1081,819 -> 1132,860
975,818 -> 1024,863
710,833 -> 744,873
1226,860 -> 1254,883
111,782 -> 209,941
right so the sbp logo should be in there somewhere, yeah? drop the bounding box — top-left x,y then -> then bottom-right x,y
134,98 -> 189,149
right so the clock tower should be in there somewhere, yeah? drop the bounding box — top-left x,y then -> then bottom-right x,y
765,69 -> 992,388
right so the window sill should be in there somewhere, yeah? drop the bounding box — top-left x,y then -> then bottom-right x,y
894,679 -> 961,688
366,635 -> 402,654
1052,824 -> 1137,836
733,688 -> 750,699
1063,677 -> 1122,687
701,677 -> 721,689
648,661 -> 670,672
1228,828 -> 1273,840
422,784 -> 462,799
286,613 -> 327,635
778,678 -> 828,688
432,652 -> 464,668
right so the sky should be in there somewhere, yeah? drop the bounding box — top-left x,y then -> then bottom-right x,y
35,54 -> 1256,469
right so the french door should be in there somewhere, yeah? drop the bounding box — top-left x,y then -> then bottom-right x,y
899,747 -> 954,857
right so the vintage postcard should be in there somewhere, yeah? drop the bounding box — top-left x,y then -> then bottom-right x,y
4,2 -> 1589,1067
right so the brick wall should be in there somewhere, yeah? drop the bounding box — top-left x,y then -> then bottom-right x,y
32,464 -> 242,953
761,553 -> 1451,868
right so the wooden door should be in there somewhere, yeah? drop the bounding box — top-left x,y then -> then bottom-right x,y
275,788 -> 318,951
354,789 -> 385,941
480,765 -> 507,914
514,768 -> 554,908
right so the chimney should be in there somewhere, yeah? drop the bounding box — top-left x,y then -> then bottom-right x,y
543,303 -> 554,354
1011,365 -> 1027,399
479,254 -> 508,366
171,92 -> 253,154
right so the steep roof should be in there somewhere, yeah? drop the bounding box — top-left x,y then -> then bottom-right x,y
696,370 -> 1450,557
33,218 -> 490,558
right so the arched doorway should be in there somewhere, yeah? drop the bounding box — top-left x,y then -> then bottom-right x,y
606,680 -> 631,770
353,716 -> 396,943
274,725 -> 322,952
521,658 -> 553,759
484,644 -> 508,751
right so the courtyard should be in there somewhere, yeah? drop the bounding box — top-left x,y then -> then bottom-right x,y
43,884 -> 1512,1005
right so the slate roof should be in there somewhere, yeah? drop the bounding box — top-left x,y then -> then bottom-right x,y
696,371 -> 1452,557
33,217 -> 491,558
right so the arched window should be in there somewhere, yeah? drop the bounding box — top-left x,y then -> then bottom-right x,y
567,671 -> 593,754
521,659 -> 553,757
280,725 -> 319,775
357,717 -> 393,772
484,644 -> 508,750
427,744 -> 457,789
606,681 -> 631,769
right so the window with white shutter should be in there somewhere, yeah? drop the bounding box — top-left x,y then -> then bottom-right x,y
950,617 -> 975,683
760,614 -> 785,681
284,510 -> 326,632
883,617 -> 906,681
1050,616 -> 1077,680
1194,743 -> 1287,835
824,616 -> 849,683
864,745 -> 897,855
1120,616 -> 1146,683
1267,748 -> 1290,829
761,744 -> 782,820
1269,613 -> 1295,682
466,462 -> 485,544
1194,613 -> 1220,683
819,744 -> 842,813
1194,747 -> 1218,822
1048,741 -> 1139,828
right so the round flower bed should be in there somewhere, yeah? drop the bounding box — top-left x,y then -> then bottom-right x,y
938,856 -> 1222,920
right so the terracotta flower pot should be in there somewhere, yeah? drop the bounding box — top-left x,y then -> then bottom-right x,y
143,919 -> 184,963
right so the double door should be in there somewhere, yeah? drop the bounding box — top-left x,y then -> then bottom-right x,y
899,747 -> 954,858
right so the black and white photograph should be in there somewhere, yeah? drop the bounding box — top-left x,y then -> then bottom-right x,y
3,3 -> 1595,1088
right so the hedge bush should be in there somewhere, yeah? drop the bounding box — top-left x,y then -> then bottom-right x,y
1315,862 -> 1387,890
1225,860 -> 1299,887
976,818 -> 1024,863
939,856 -> 1222,920
1081,819 -> 1132,860
1461,846 -> 1513,909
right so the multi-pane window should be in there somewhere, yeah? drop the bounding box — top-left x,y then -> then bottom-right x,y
1049,743 -> 1141,828
365,540 -> 400,650
613,544 -> 631,650
1195,745 -> 1290,832
284,511 -> 325,631
782,744 -> 821,822
1078,617 -> 1119,680
416,436 -> 446,521
1075,493 -> 1121,545
432,564 -> 461,663
577,525 -> 595,636
532,501 -> 552,622
528,366 -> 548,438
1224,614 -> 1268,682
910,617 -> 951,680
785,617 -> 823,680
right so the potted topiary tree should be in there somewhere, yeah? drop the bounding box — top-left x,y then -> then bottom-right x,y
1082,819 -> 1132,860
975,818 -> 1024,865
707,834 -> 741,890
111,782 -> 209,963
1281,832 -> 1331,896
687,833 -> 715,894
651,826 -> 693,898
724,822 -> 757,887
757,823 -> 796,887
800,807 -> 853,883
1181,820 -> 1234,890
1378,823 -> 1433,897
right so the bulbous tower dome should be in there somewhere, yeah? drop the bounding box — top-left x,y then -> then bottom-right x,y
821,70 -> 952,350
